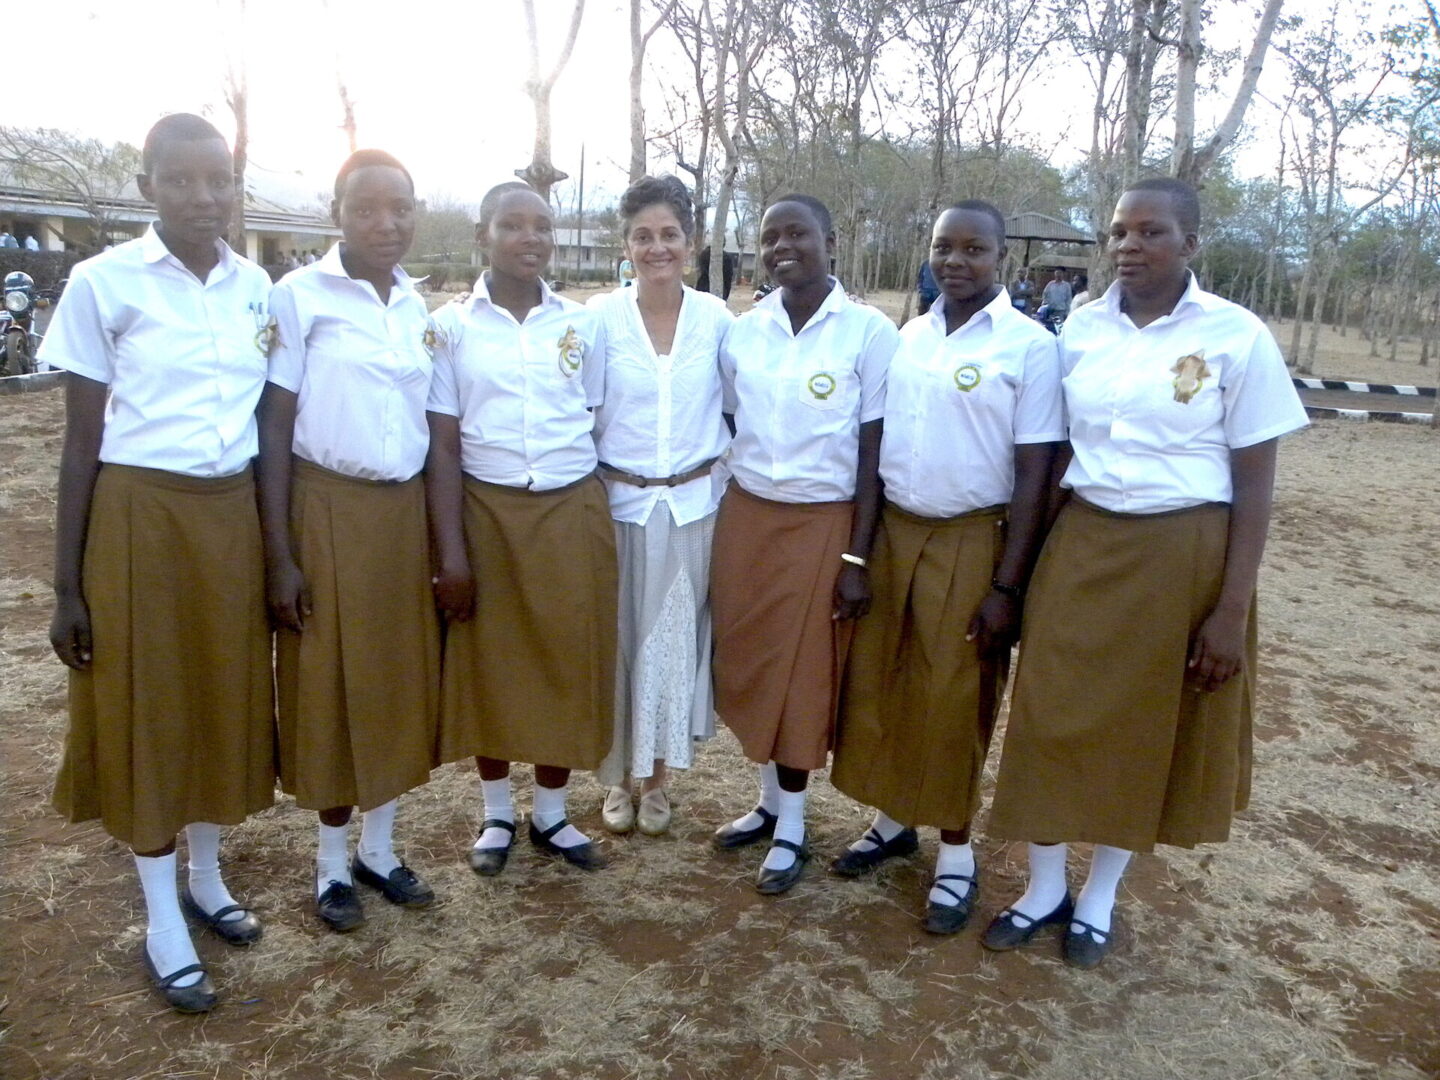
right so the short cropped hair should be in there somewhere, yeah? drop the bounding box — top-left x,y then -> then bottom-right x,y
1125,176 -> 1201,234
945,200 -> 1008,245
620,175 -> 695,240
478,181 -> 542,232
141,113 -> 226,174
769,193 -> 833,235
333,149 -> 414,201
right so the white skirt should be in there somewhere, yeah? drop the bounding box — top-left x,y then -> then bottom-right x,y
598,503 -> 717,784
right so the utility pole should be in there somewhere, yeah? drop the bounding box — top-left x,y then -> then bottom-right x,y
574,143 -> 585,278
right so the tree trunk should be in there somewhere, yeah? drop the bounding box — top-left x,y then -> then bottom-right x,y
1303,246 -> 1335,373
518,0 -> 587,202
1288,257 -> 1312,368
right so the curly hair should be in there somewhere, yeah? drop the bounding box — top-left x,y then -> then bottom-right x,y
619,175 -> 695,240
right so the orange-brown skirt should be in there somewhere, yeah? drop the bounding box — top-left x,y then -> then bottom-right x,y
276,459 -> 440,811
987,497 -> 1256,853
710,484 -> 854,771
831,503 -> 1009,830
52,464 -> 276,852
437,474 -> 617,770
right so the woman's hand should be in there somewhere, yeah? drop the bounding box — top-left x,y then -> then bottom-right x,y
1188,603 -> 1247,692
433,560 -> 475,623
50,592 -> 92,670
833,563 -> 871,621
266,558 -> 311,633
966,590 -> 1020,658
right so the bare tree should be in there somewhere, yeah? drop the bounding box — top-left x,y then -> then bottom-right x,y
0,127 -> 142,252
517,0 -> 588,203
630,0 -> 678,182
221,0 -> 249,253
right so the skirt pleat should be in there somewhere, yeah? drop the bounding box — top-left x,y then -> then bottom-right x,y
52,464 -> 276,851
987,497 -> 1255,852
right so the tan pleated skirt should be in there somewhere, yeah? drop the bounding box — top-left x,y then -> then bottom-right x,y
437,474 -> 618,770
831,503 -> 1009,830
276,458 -> 440,811
988,497 -> 1256,853
52,464 -> 276,852
710,484 -> 855,771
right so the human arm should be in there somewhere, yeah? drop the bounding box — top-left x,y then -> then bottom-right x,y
966,441 -> 1057,656
424,412 -> 474,621
255,383 -> 308,631
49,373 -> 107,669
1188,437 -> 1278,692
834,418 -> 883,621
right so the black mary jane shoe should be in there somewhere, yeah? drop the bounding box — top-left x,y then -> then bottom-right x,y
316,879 -> 365,933
1062,918 -> 1115,969
141,942 -> 217,1015
469,818 -> 517,877
712,806 -> 777,850
829,827 -> 920,878
352,855 -> 435,908
181,887 -> 263,946
980,892 -> 1074,952
529,818 -> 608,870
755,837 -> 810,895
923,871 -> 979,935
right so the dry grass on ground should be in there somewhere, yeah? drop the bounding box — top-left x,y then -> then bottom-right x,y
1,320 -> 1437,1079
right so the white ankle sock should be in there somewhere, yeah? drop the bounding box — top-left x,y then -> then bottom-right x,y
358,800 -> 400,876
730,762 -> 782,832
929,841 -> 976,907
1011,842 -> 1069,920
532,783 -> 588,848
135,852 -> 202,988
1073,845 -> 1132,934
849,809 -> 907,852
763,787 -> 807,871
316,822 -> 351,898
184,822 -> 244,923
476,776 -> 516,850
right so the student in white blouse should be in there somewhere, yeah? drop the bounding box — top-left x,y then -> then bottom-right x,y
590,176 -> 733,836
257,150 -> 439,934
829,201 -> 1063,934
426,182 -> 616,874
43,114 -> 274,1014
710,194 -> 900,895
985,177 -> 1308,969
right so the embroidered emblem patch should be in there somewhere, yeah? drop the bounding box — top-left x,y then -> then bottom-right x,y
557,326 -> 584,377
953,364 -> 981,392
422,325 -> 443,358
1170,350 -> 1211,403
256,316 -> 278,356
807,372 -> 837,400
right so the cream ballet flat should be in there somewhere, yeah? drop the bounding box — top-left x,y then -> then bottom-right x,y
602,786 -> 636,833
637,788 -> 672,836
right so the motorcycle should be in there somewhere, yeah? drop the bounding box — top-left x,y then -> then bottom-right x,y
1032,304 -> 1066,336
1,271 -> 51,376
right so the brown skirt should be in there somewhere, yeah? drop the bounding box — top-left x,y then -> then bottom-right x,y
276,459 -> 440,811
710,484 -> 855,771
52,464 -> 276,852
987,497 -> 1256,852
437,474 -> 617,770
831,503 -> 1009,830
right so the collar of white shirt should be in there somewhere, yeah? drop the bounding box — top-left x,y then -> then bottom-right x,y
756,276 -> 848,333
1099,270 -> 1223,320
466,270 -> 564,317
137,222 -> 238,282
314,242 -> 418,295
926,286 -> 1013,335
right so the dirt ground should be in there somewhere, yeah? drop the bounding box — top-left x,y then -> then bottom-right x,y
1,310 -> 1437,1080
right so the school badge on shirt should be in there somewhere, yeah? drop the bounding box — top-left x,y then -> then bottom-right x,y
422,325 -> 444,359
1170,350 -> 1211,403
557,326 -> 584,377
807,372 -> 837,400
250,302 -> 276,356
953,364 -> 982,393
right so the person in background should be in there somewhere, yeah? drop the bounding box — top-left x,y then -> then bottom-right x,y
917,259 -> 939,315
1011,268 -> 1034,314
1070,274 -> 1091,310
1039,269 -> 1071,321
24,233 -> 40,251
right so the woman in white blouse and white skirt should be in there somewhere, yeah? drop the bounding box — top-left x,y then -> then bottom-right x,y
591,176 -> 733,835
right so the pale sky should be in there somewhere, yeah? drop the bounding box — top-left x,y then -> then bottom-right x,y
5,0 -> 1415,215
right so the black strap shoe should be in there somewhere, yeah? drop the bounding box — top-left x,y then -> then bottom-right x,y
181,887 -> 263,946
712,806 -> 777,849
1062,918 -> 1115,969
316,879 -> 365,933
529,818 -> 608,870
923,871 -> 979,935
141,942 -> 216,1015
829,826 -> 920,878
980,893 -> 1073,951
352,855 -> 435,908
755,836 -> 810,895
469,818 -> 517,877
